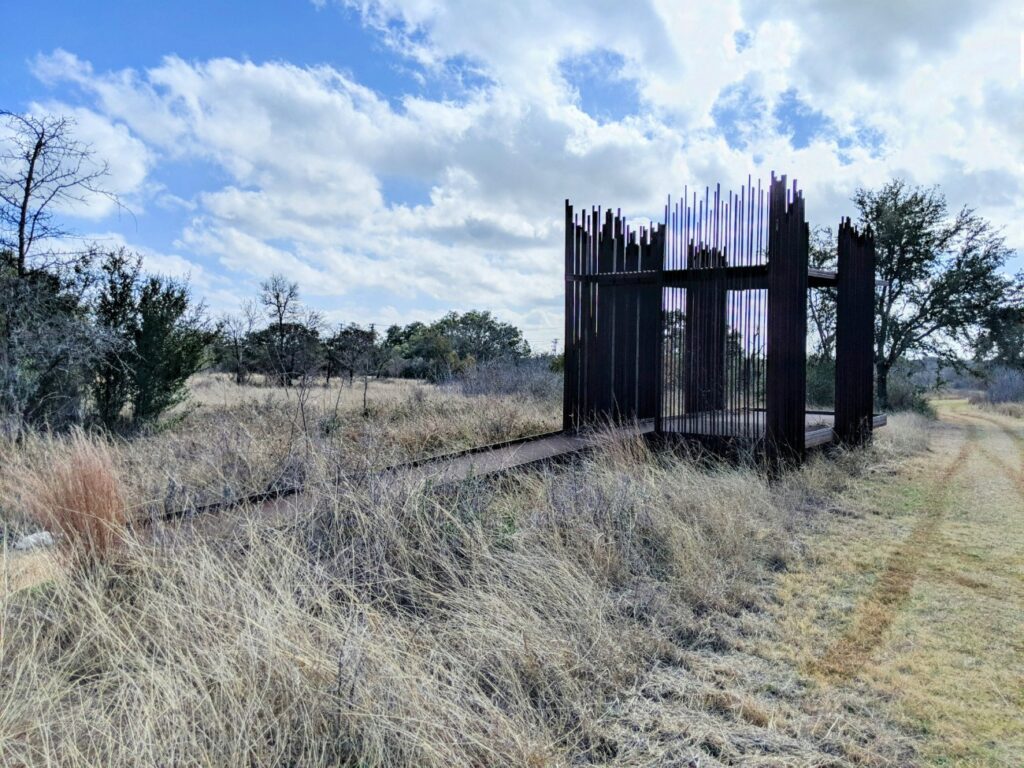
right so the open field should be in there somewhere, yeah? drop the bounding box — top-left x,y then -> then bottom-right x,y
2,382 -> 1022,766
1,374 -> 561,537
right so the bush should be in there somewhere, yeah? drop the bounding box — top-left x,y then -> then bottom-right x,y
885,365 -> 936,417
985,366 -> 1024,404
806,357 -> 835,408
446,357 -> 561,401
92,250 -> 213,427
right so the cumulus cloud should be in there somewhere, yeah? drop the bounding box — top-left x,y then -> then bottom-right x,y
24,0 -> 1024,344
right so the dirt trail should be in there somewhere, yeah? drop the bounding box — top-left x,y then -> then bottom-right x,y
777,400 -> 1024,766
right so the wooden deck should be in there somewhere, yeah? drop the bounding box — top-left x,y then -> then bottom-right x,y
400,411 -> 888,485
662,411 -> 887,448
399,422 -> 655,484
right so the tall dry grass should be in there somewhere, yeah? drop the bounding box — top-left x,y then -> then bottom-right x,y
0,385 -> 933,766
0,375 -> 560,535
5,431 -> 127,566
0,414 -> 930,766
983,401 -> 1024,420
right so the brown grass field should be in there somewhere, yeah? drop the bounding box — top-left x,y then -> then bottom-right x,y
2,376 -> 1021,766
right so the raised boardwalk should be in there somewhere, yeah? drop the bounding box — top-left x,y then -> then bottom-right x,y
400,411 -> 888,485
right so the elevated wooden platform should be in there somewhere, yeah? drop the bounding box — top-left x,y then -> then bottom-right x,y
662,411 -> 887,447
400,422 -> 654,484
403,411 -> 888,485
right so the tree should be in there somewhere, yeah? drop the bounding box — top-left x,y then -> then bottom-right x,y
402,325 -> 459,381
0,112 -> 119,433
806,227 -> 838,406
92,248 -> 141,426
0,248 -> 104,434
807,226 -> 837,361
854,180 -> 1014,409
218,300 -> 259,385
257,274 -> 322,385
1,111 -> 117,276
324,323 -> 377,385
975,274 -> 1024,371
89,249 -> 212,426
249,321 -> 322,386
132,276 -> 214,422
384,322 -> 423,350
341,324 -> 392,414
433,310 -> 531,362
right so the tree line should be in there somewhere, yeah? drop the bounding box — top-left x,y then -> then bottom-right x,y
0,110 -> 532,435
214,274 -> 531,390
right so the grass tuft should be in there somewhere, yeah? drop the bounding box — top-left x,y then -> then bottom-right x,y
16,430 -> 128,566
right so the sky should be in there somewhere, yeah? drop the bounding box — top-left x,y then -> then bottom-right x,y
2,0 -> 1022,351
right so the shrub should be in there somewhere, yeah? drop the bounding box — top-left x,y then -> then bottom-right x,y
806,357 -> 835,408
884,365 -> 936,417
91,250 -> 213,427
447,358 -> 561,401
985,366 -> 1024,404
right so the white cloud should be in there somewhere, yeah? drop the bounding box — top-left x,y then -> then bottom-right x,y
24,0 -> 1024,345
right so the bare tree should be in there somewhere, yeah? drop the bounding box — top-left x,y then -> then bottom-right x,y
259,274 -> 300,385
807,226 -> 837,360
0,111 -> 119,276
220,300 -> 259,385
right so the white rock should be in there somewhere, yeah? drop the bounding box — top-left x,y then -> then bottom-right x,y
13,531 -> 55,551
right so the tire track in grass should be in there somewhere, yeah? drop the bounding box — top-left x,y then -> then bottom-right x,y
810,418 -> 976,682
950,410 -> 1024,498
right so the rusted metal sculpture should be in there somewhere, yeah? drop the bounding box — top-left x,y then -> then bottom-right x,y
563,174 -> 880,466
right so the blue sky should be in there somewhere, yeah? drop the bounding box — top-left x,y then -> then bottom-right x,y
2,0 -> 1021,347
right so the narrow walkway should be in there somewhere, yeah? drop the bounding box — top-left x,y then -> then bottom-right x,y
402,421 -> 653,484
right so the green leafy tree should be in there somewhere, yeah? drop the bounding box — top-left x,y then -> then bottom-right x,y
975,274 -> 1024,371
324,323 -> 380,385
381,312 -> 531,382
249,322 -> 322,386
132,276 -> 213,422
384,322 -> 424,351
433,310 -> 531,362
854,180 -> 1014,408
90,250 -> 212,426
403,325 -> 460,381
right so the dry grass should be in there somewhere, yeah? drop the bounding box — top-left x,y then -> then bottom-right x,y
0,374 -> 560,534
0,383 -> 936,766
982,400 -> 1024,420
0,438 -> 786,765
12,431 -> 127,567
768,402 -> 1023,766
